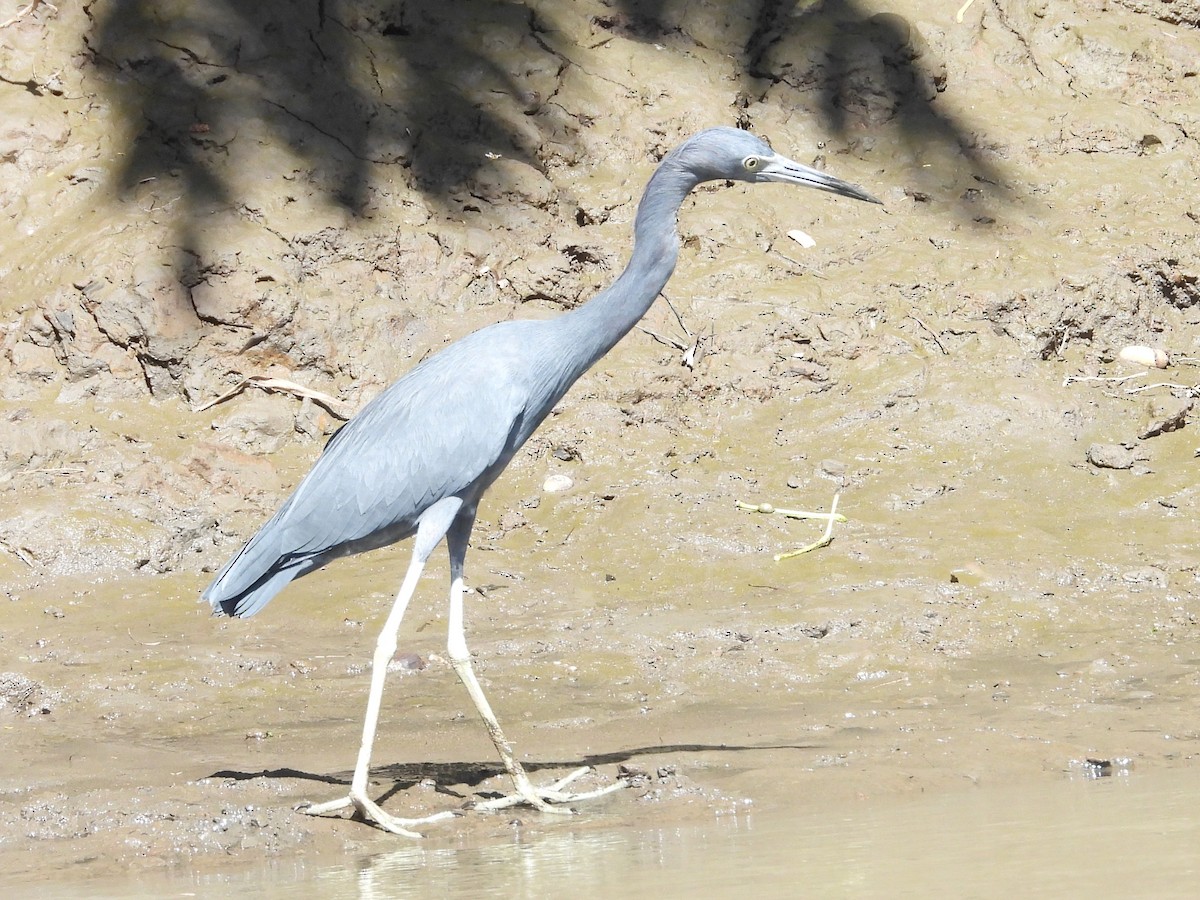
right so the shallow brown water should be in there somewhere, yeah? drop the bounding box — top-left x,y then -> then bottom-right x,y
19,767 -> 1200,898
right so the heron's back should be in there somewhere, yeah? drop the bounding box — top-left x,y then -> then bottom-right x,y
203,320 -> 564,617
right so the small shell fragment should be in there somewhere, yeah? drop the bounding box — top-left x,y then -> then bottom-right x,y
542,474 -> 573,493
786,229 -> 816,248
1118,345 -> 1169,369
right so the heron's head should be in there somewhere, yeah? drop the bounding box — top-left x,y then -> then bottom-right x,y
675,127 -> 881,205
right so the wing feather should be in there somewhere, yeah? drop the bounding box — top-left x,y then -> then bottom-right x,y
203,324 -> 539,615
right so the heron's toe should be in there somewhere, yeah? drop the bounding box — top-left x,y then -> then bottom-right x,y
299,791 -> 457,838
471,766 -> 630,813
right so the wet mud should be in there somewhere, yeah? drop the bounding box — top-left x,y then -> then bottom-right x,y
2,0 -> 1200,888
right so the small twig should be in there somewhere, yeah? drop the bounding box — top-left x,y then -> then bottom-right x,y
0,0 -> 55,28
864,677 -> 908,689
0,537 -> 34,567
770,249 -> 828,278
1063,372 -> 1145,387
661,292 -> 692,339
908,315 -> 948,355
142,195 -> 181,214
736,492 -> 844,561
638,326 -> 687,352
955,0 -> 977,23
13,466 -> 85,478
735,500 -> 847,523
775,493 -> 841,561
641,295 -> 703,369
682,329 -> 708,370
1124,382 -> 1200,396
195,374 -> 351,419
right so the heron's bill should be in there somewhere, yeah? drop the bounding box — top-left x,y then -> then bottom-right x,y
761,155 -> 882,205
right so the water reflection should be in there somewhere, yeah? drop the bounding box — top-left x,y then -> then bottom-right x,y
35,768 -> 1200,898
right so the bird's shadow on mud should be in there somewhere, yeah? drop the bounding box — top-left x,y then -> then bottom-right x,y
209,739 -> 816,798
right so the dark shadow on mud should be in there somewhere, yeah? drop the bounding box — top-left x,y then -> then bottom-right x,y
611,0 -> 1008,211
86,0 -> 1006,286
85,0 -> 568,287
209,739 -> 817,793
745,0 -> 1008,207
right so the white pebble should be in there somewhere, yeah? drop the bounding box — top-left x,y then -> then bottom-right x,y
1118,345 -> 1169,368
542,474 -> 573,493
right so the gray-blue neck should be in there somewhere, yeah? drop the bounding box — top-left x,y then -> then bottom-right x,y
557,157 -> 703,379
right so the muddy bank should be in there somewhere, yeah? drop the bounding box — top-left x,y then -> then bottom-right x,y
1,0 -> 1199,885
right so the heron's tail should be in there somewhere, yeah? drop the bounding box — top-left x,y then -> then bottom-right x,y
202,526 -> 314,619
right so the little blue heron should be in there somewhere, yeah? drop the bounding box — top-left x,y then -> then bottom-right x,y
203,127 -> 880,836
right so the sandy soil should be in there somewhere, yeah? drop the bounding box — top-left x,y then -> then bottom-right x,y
2,0 -> 1199,884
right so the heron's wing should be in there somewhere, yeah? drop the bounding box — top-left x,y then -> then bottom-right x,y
279,346 -> 529,556
204,330 -> 535,613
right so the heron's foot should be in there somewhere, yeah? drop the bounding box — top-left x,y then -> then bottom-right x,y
735,491 -> 844,561
472,766 -> 629,813
300,791 -> 459,838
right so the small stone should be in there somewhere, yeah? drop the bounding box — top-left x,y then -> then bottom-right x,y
542,473 -> 573,493
387,652 -> 426,674
820,459 -> 847,477
1086,443 -> 1134,470
1139,397 -> 1192,440
1118,345 -> 1169,369
1122,567 -> 1168,588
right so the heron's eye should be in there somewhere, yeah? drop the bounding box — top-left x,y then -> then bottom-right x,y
742,156 -> 760,172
